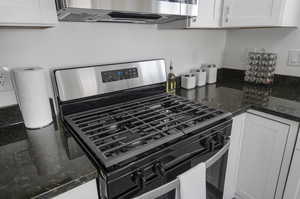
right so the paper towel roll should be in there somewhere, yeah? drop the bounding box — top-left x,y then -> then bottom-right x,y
13,67 -> 53,129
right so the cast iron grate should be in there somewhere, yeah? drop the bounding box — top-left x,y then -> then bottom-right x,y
64,93 -> 231,167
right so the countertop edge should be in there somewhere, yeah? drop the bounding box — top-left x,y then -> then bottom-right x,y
31,170 -> 98,199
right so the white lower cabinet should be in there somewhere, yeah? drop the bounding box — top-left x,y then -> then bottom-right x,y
283,136 -> 300,199
53,180 -> 98,199
236,113 -> 289,199
224,110 -> 299,199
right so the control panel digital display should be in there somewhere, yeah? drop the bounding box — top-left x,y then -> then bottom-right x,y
101,68 -> 138,83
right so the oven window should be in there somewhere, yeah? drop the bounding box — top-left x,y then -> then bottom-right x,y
154,190 -> 176,199
206,151 -> 228,199
156,151 -> 228,199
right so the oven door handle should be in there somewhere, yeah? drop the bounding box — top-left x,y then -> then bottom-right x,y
164,146 -> 207,169
206,142 -> 230,168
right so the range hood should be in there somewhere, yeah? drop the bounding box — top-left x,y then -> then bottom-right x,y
55,0 -> 198,24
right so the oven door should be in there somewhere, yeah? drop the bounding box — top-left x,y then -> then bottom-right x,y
202,143 -> 229,199
133,143 -> 230,199
163,143 -> 230,199
120,143 -> 229,199
105,121 -> 232,199
206,145 -> 229,199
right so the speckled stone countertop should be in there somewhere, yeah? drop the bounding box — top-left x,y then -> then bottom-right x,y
0,105 -> 23,128
2,71 -> 300,199
177,79 -> 300,121
0,121 -> 97,199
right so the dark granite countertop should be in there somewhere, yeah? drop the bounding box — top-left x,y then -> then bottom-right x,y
0,105 -> 23,128
0,121 -> 97,199
177,79 -> 300,121
2,71 -> 300,199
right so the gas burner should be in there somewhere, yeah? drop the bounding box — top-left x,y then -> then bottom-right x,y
64,93 -> 229,167
108,124 -> 118,131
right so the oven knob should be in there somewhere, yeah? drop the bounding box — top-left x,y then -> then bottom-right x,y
205,137 -> 212,149
211,139 -> 216,151
154,162 -> 166,177
217,134 -> 225,144
132,170 -> 146,189
205,136 -> 215,151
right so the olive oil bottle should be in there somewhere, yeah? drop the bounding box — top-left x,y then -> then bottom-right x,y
166,61 -> 176,94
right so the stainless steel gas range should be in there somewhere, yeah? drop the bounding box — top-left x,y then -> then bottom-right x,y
52,59 -> 232,199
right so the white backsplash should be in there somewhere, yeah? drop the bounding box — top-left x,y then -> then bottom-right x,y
223,27 -> 300,76
0,22 -> 226,107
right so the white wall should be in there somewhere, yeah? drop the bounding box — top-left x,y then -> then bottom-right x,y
223,27 -> 300,77
0,22 -> 226,107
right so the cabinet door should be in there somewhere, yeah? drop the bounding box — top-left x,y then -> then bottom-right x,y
283,149 -> 300,199
223,0 -> 284,27
40,0 -> 59,25
0,0 -> 57,27
53,180 -> 98,199
189,0 -> 223,28
236,113 -> 289,199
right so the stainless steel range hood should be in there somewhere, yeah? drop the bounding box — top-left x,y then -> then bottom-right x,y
55,0 -> 198,24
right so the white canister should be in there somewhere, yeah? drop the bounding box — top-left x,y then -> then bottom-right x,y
206,64 -> 218,84
193,69 -> 207,87
181,74 -> 196,90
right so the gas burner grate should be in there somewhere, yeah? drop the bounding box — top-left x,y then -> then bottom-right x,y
64,93 -> 230,167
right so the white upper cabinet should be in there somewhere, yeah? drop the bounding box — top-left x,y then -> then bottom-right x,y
188,0 -> 223,28
0,0 -> 58,27
185,0 -> 300,28
222,0 -> 300,27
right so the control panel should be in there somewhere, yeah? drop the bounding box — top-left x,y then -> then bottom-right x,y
101,68 -> 138,83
